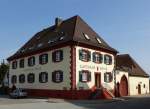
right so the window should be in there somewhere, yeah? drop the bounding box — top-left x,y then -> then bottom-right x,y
19,59 -> 24,68
83,33 -> 90,40
93,52 -> 103,63
39,54 -> 48,64
143,84 -> 146,88
37,43 -> 43,48
52,50 -> 63,62
104,55 -> 112,65
79,49 -> 91,62
52,71 -> 63,83
96,38 -> 102,44
19,74 -> 25,83
104,72 -> 113,83
11,75 -> 17,84
27,73 -> 35,83
12,61 -> 17,69
79,70 -> 91,82
28,56 -> 35,66
39,72 -> 48,83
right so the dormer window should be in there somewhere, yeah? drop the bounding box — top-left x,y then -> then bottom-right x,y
29,46 -> 34,50
37,43 -> 43,48
96,38 -> 102,44
48,40 -> 54,44
59,36 -> 64,40
79,49 -> 91,62
83,33 -> 90,40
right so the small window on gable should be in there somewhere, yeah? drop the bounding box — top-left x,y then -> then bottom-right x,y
79,49 -> 91,62
79,70 -> 91,82
96,38 -> 102,44
83,33 -> 90,40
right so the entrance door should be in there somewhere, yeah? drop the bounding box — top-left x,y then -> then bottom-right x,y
138,84 -> 141,94
95,73 -> 101,88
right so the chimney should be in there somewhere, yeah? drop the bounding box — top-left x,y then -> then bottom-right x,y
55,17 -> 63,27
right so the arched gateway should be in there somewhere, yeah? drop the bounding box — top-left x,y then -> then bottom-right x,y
119,75 -> 128,96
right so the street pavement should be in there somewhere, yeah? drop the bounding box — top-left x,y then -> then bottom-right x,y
0,95 -> 150,109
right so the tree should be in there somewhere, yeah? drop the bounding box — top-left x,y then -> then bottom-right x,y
0,61 -> 9,84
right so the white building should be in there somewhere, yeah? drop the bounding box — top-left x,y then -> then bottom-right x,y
7,16 -> 149,99
116,54 -> 149,96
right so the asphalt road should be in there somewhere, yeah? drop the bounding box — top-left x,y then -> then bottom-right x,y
0,95 -> 150,109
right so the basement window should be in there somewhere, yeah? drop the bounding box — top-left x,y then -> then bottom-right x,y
83,33 -> 90,40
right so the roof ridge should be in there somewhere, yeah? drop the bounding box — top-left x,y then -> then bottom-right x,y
72,15 -> 79,40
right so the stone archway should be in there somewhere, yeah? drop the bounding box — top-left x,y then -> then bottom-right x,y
119,75 -> 128,96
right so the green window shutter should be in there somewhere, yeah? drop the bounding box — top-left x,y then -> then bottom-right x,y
39,55 -> 42,64
60,50 -> 63,61
33,57 -> 35,65
46,54 -> 48,63
100,54 -> 103,63
79,50 -> 82,60
79,71 -> 82,82
109,56 -> 112,65
93,53 -> 96,62
88,51 -> 91,61
88,72 -> 91,81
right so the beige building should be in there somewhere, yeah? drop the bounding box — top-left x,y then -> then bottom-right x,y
7,16 -> 149,99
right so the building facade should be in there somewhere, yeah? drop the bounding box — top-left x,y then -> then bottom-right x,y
116,54 -> 149,97
7,16 -> 149,99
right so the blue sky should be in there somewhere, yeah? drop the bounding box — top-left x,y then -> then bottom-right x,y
0,0 -> 150,74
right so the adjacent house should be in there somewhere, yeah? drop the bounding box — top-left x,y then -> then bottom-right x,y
7,15 -> 149,99
116,54 -> 149,96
